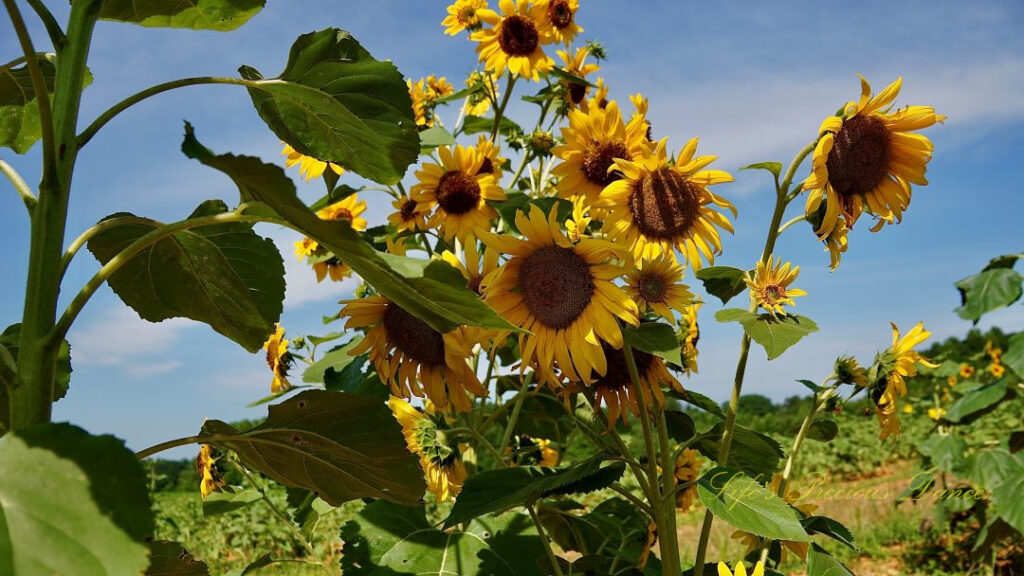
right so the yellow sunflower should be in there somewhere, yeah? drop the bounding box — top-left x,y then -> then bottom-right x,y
745,255 -> 807,317
985,341 -> 1002,363
959,363 -> 975,379
564,195 -> 591,243
340,297 -> 486,412
872,322 -> 937,439
536,0 -> 581,44
903,404 -> 915,414
928,407 -> 946,421
989,363 -> 1005,378
732,475 -> 816,562
479,204 -> 639,387
679,301 -> 701,375
294,194 -> 368,282
443,0 -> 487,35
472,0 -> 555,81
557,46 -> 599,108
412,145 -> 506,242
507,435 -> 560,467
441,239 -> 507,348
803,76 -> 945,238
551,99 -> 650,206
473,134 -> 506,179
389,396 -> 467,501
597,138 -> 735,267
408,76 -> 456,127
588,337 -> 681,427
263,324 -> 292,394
674,448 -> 702,511
281,143 -> 344,182
196,444 -> 224,499
625,255 -> 694,320
464,70 -> 498,116
388,196 -> 429,233
832,355 -> 869,387
717,562 -> 765,576
947,376 -> 958,387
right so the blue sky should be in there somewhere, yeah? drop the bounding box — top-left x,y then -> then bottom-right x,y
2,1 -> 1022,459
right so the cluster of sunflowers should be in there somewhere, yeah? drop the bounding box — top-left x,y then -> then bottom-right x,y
248,2 -> 946,574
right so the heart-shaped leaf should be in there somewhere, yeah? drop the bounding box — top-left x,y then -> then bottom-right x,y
99,0 -> 264,31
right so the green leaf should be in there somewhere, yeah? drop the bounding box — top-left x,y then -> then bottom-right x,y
696,466 -> 808,542
1,323 -> 71,401
199,390 -> 425,506
955,267 -> 1023,323
806,543 -> 854,576
539,498 -> 654,567
965,449 -> 1019,493
1,55 -> 91,153
694,266 -> 748,305
183,126 -> 516,335
665,409 -> 696,443
1011,431 -> 1024,454
715,309 -> 818,360
623,322 -> 682,366
443,456 -> 618,528
801,516 -> 857,550
461,114 -> 523,138
1002,332 -> 1024,379
982,253 -> 1021,271
239,29 -> 419,184
943,381 -> 1010,424
803,420 -> 839,442
341,500 -> 546,576
418,126 -> 455,152
990,463 -> 1024,534
918,435 -> 967,474
201,487 -> 262,517
86,200 -> 284,352
695,424 -> 784,477
302,340 -> 363,384
146,540 -> 210,575
667,389 -> 725,419
0,423 -> 153,575
98,0 -> 263,31
739,162 -> 783,178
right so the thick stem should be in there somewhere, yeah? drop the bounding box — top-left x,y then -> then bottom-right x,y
25,0 -> 65,50
489,72 -> 517,142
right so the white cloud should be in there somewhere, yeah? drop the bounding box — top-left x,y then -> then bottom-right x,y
69,306 -> 192,373
262,228 -> 360,309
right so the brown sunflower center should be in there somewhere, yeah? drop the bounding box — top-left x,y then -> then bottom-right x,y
499,14 -> 539,57
437,170 -> 481,215
382,304 -> 446,366
458,6 -> 478,24
547,0 -> 574,28
764,284 -> 785,302
477,156 -> 494,175
638,273 -> 667,303
826,114 -> 892,199
581,139 -> 628,186
467,275 -> 483,295
629,168 -> 701,239
519,245 -> 595,329
399,198 -> 419,221
594,340 -> 655,390
568,81 -> 587,105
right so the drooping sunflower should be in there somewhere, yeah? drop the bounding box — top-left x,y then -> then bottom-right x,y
717,562 -> 765,576
281,143 -> 344,182
588,338 -> 682,427
442,0 -> 487,35
674,448 -> 701,511
294,194 -> 368,282
412,145 -> 506,242
557,46 -> 599,108
597,138 -> 735,267
679,301 -> 701,375
732,475 -> 817,562
479,204 -> 639,387
745,256 -> 807,317
388,196 -> 429,233
340,297 -> 486,412
464,70 -> 499,116
551,99 -> 650,205
389,396 -> 467,501
472,0 -> 555,81
263,324 -> 293,394
196,445 -> 224,499
536,0 -> 581,44
625,255 -> 694,320
832,355 -> 869,387
802,76 -> 945,238
871,322 -> 937,439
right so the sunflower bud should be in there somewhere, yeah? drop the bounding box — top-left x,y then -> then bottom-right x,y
529,130 -> 556,157
833,355 -> 868,387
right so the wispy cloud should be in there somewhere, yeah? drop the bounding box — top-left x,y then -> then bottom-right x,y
68,306 -> 192,375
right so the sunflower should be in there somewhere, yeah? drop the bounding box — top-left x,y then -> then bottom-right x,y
717,561 -> 765,576
928,407 -> 946,421
536,0 -> 581,44
588,337 -> 681,426
464,70 -> 498,116
473,0 -> 555,81
832,355 -> 868,387
985,341 -> 1002,363
389,396 -> 467,501
597,138 -> 735,267
473,134 -> 506,179
388,196 -> 429,233
557,46 -> 599,108
280,143 -> 344,182
413,145 -> 506,242
409,76 -> 456,127
196,445 -> 224,499
803,76 -> 945,238
947,376 -> 957,387
480,204 -> 639,387
626,255 -> 694,320
959,363 -> 975,379
679,301 -> 701,375
294,194 -> 368,282
442,0 -> 487,35
989,363 -> 1005,378
441,239 -> 500,296
507,435 -> 560,467
263,324 -> 293,394
745,256 -> 807,317
903,404 -> 915,414
732,475 -> 816,562
871,322 -> 936,439
551,99 -> 650,206
638,521 -> 659,570
564,195 -> 591,243
674,448 -> 701,511
340,297 -> 487,412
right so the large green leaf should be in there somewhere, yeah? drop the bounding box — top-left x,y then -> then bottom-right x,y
1002,332 -> 1024,379
443,456 -> 622,528
965,449 -> 1019,493
1,323 -> 72,402
86,200 -> 284,352
801,516 -> 857,550
199,390 -> 425,506
302,340 -> 363,384
539,498 -> 656,569
0,55 -> 91,154
666,388 -> 725,419
806,543 -> 854,576
696,466 -> 808,542
694,423 -> 784,477
182,126 -> 516,335
991,466 -> 1024,534
715,308 -> 818,360
146,540 -> 210,575
623,321 -> 682,366
0,423 -> 153,575
943,381 -> 1010,424
98,0 -> 264,31
201,487 -> 262,517
955,267 -> 1022,323
918,435 -> 967,474
694,266 -> 748,305
239,28 -> 419,184
341,500 -> 547,576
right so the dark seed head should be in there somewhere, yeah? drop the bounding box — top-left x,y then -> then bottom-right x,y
519,245 -> 595,330
548,0 -> 574,28
629,168 -> 701,239
499,14 -> 539,57
826,115 -> 892,201
568,82 -> 587,105
382,304 -> 446,366
593,340 -> 654,389
477,156 -> 495,175
437,170 -> 482,215
638,273 -> 667,303
400,198 -> 419,221
581,140 -> 628,186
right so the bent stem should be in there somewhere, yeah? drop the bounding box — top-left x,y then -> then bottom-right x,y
136,435 -> 203,459
0,159 -> 36,213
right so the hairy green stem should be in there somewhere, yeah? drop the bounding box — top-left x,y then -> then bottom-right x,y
3,0 -> 55,167
489,72 -> 517,142
0,159 -> 36,213
776,214 -> 806,235
60,214 -> 155,276
25,0 -> 65,50
528,505 -> 566,576
136,435 -> 202,459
